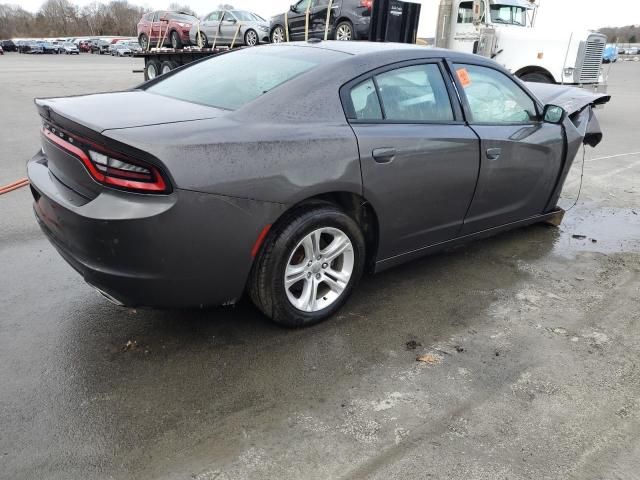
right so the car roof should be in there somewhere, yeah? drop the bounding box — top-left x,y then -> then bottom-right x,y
261,41 -> 498,66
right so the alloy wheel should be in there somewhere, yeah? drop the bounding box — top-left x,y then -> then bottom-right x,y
284,227 -> 354,312
336,23 -> 353,41
272,26 -> 285,43
245,30 -> 258,46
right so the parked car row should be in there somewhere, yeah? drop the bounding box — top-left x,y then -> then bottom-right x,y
618,46 -> 639,55
136,1 -> 372,50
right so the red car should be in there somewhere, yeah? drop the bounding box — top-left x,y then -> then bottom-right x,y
137,11 -> 197,50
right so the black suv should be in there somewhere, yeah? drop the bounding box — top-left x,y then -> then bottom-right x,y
270,0 -> 372,43
1,40 -> 17,52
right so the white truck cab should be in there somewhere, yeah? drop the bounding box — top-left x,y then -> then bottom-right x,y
436,0 -> 607,92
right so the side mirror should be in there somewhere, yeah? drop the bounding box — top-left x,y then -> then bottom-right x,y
543,104 -> 566,124
290,4 -> 297,12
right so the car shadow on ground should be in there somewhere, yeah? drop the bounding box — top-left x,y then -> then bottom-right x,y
14,222 -> 561,474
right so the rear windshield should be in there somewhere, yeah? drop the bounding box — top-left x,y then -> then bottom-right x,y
146,46 -> 348,110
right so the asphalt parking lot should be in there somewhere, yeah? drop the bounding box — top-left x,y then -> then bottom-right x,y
1,53 -> 639,480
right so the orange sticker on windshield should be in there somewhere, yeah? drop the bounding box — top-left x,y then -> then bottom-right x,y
457,68 -> 472,87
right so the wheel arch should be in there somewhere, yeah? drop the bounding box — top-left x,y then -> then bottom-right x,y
514,65 -> 556,83
265,191 -> 380,272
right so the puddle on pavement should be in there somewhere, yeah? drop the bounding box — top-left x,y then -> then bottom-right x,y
553,205 -> 640,257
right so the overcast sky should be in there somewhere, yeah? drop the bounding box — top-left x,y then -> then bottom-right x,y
18,0 -> 638,36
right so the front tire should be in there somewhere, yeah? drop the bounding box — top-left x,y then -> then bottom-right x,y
244,29 -> 258,46
249,204 -> 366,328
519,71 -> 553,83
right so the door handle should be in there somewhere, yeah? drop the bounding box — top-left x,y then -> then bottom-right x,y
372,148 -> 397,164
486,148 -> 501,160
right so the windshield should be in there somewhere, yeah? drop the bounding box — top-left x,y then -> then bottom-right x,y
168,13 -> 196,22
62,42 -> 74,47
490,5 -> 527,26
146,46 -> 348,110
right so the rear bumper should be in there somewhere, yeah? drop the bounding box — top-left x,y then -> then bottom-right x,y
354,21 -> 370,40
28,151 -> 283,308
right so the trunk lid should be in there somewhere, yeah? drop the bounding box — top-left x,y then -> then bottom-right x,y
35,90 -> 224,200
35,90 -> 226,133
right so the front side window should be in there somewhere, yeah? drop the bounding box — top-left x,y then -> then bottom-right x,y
375,64 -> 454,122
294,0 -> 313,12
490,5 -> 526,26
147,46 -> 348,110
454,64 -> 537,123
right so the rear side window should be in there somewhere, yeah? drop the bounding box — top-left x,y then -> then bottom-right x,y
350,79 -> 382,120
347,63 -> 454,123
206,11 -> 221,21
146,46 -> 348,110
454,63 -> 538,123
376,64 -> 454,122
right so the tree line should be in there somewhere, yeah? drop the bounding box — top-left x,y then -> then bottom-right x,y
599,25 -> 639,44
0,0 -> 231,39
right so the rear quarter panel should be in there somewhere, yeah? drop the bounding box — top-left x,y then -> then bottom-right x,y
103,119 -> 363,206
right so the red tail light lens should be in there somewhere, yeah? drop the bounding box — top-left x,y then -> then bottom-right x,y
360,0 -> 373,10
42,126 -> 168,193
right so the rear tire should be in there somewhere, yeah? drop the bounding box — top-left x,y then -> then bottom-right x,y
197,32 -> 208,48
139,34 -> 148,50
170,31 -> 182,49
335,21 -> 354,41
519,71 -> 553,83
160,60 -> 177,75
145,59 -> 160,81
248,204 -> 366,328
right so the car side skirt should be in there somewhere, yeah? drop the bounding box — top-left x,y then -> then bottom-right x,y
374,208 -> 565,273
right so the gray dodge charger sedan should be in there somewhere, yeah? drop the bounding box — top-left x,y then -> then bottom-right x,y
28,41 -> 609,327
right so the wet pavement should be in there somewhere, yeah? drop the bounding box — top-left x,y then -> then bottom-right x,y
1,54 -> 639,480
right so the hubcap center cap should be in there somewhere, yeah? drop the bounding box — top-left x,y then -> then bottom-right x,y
310,262 -> 322,274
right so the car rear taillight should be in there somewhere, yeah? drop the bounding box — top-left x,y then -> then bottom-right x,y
42,126 -> 168,193
360,0 -> 373,10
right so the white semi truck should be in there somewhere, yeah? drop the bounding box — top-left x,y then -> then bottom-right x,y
435,0 -> 607,92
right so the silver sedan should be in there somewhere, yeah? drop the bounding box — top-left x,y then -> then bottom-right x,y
189,9 -> 270,47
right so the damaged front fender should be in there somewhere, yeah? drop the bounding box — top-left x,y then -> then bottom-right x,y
525,82 -> 611,211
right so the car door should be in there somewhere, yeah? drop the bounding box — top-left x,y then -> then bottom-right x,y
151,11 -> 164,44
203,11 -> 221,42
309,0 -> 335,38
288,0 -> 314,40
343,61 -> 481,260
450,62 -> 565,234
219,11 -> 239,43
